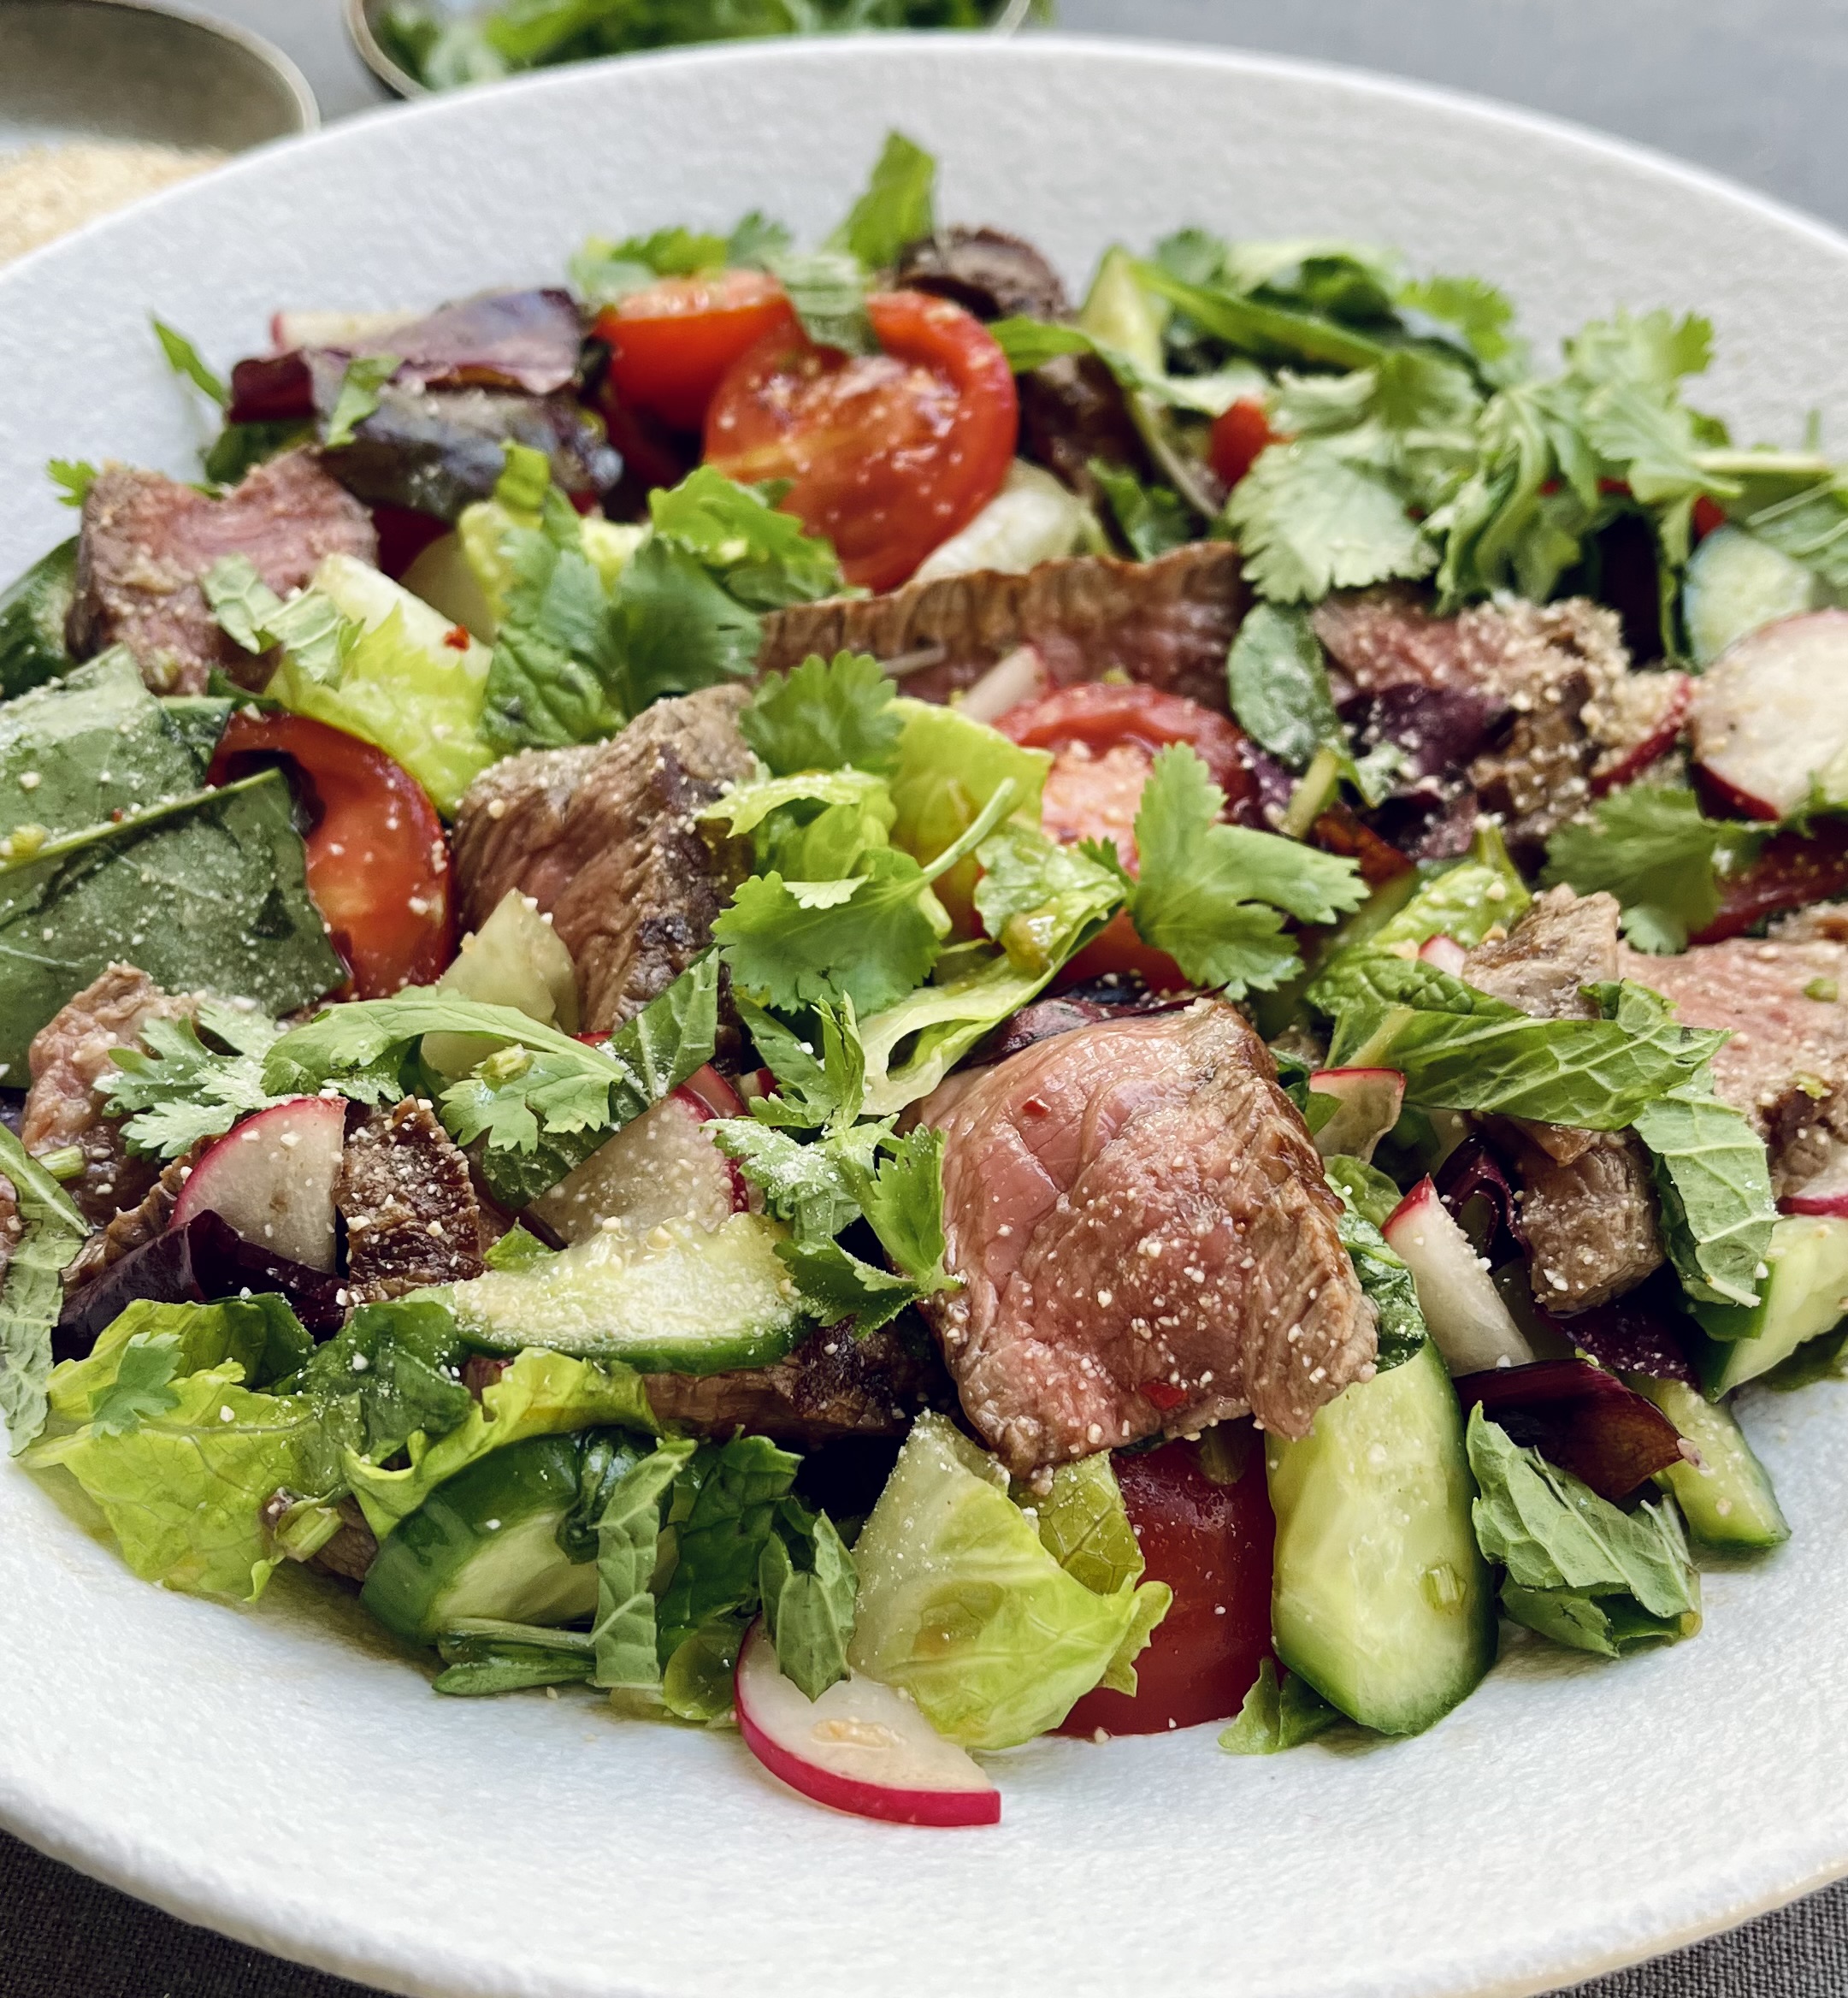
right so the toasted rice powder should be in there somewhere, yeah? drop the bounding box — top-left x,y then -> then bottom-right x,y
0,142 -> 223,265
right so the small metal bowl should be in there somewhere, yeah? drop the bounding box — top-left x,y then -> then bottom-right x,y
0,0 -> 318,154
348,0 -> 1037,101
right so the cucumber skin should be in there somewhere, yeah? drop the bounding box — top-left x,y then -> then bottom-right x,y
1694,1215 -> 1848,1395
1266,1339 -> 1496,1737
360,1434 -> 593,1645
1631,1376 -> 1790,1550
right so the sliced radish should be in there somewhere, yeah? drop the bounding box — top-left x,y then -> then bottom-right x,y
270,308 -> 419,352
527,1085 -> 743,1244
1689,610 -> 1848,820
678,1062 -> 746,1120
960,644 -> 1049,726
734,1623 -> 1000,1827
1383,1178 -> 1536,1374
171,1097 -> 346,1274
1590,674 -> 1692,796
1416,934 -> 1468,975
1308,1067 -> 1405,1164
1780,1145 -> 1848,1216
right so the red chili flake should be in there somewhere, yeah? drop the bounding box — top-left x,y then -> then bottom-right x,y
1142,1380 -> 1187,1411
442,624 -> 471,651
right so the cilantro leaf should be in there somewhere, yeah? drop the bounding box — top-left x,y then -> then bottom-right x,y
1127,746 -> 1366,994
151,316 -> 228,408
732,991 -> 865,1132
47,459 -> 97,508
322,352 -> 401,448
1397,274 -> 1526,381
568,212 -> 791,307
830,128 -> 936,271
607,535 -> 762,709
708,1119 -> 869,1241
741,652 -> 904,777
1225,601 -> 1343,768
86,1332 -> 183,1437
99,1002 -> 287,1159
774,1237 -> 923,1336
647,466 -> 844,611
1542,786 -> 1745,955
0,1125 -> 87,1453
1223,440 -> 1438,603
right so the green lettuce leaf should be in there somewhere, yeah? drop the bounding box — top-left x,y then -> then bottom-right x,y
759,1506 -> 857,1701
286,1298 -> 475,1462
0,1125 -> 86,1452
660,1617 -> 748,1721
0,769 -> 344,1078
1218,1658 -> 1341,1754
1129,745 -> 1367,993
656,1434 -> 800,1659
830,128 -> 936,271
592,1435 -> 698,1694
344,1345 -> 656,1540
47,1297 -> 311,1430
1467,1407 -> 1700,1658
741,651 -> 905,777
1325,957 -> 1719,1126
1021,1451 -> 1146,1598
847,1413 -> 1171,1749
1542,786 -> 1749,955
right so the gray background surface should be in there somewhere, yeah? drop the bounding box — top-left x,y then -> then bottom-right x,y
7,3 -> 1848,1994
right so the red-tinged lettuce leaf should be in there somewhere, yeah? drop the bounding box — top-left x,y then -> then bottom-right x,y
1555,1272 -> 1698,1385
1343,683 -> 1506,783
1455,1358 -> 1687,1501
971,991 -> 1190,1067
1436,1134 -> 1528,1261
351,290 -> 585,397
56,1209 -> 344,1360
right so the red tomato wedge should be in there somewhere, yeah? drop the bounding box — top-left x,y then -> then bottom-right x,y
995,683 -> 1262,988
208,712 -> 452,999
595,269 -> 797,434
1207,396 -> 1278,488
1060,1437 -> 1275,1737
703,289 -> 1018,592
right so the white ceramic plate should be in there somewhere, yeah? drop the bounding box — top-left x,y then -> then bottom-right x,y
4,36 -> 1848,1998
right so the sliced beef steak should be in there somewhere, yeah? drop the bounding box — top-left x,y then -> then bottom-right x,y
67,452 -> 377,694
1618,934 -> 1848,1196
22,964 -> 199,1227
1462,890 -> 1666,1306
644,1322 -> 951,1445
1313,588 -> 1675,854
336,1100 -> 486,1304
894,226 -> 1071,323
919,999 -> 1375,1475
452,685 -> 754,1031
758,543 -> 1246,711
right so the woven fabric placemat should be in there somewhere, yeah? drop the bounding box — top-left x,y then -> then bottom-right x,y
3,1824 -> 1845,1997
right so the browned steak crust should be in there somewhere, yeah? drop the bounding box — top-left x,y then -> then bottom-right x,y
337,1100 -> 486,1305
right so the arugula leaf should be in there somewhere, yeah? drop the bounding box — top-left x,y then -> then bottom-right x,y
322,352 -> 402,448
656,1434 -> 800,1659
647,466 -> 844,611
741,651 -> 904,777
759,1506 -> 857,1700
0,1126 -> 87,1452
1542,787 -> 1746,955
1222,440 -> 1438,603
1597,983 -> 1778,1309
830,128 -> 936,271
1325,957 -> 1719,1125
1219,1658 -> 1341,1754
47,459 -> 97,508
1225,601 -> 1343,768
1089,458 -> 1196,559
99,1002 -> 286,1159
1467,1408 -> 1700,1657
1128,746 -> 1367,993
592,1435 -> 698,1694
151,316 -> 228,408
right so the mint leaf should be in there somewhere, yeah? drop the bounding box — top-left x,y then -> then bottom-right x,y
830,128 -> 936,271
0,1125 -> 86,1452
1128,745 -> 1366,993
1330,1187 -> 1426,1372
322,352 -> 401,448
657,1434 -> 800,1660
592,1436 -> 699,1694
1225,601 -> 1343,768
759,1506 -> 857,1701
151,316 -> 229,409
1542,787 -> 1745,955
1467,1408 -> 1700,1658
741,651 -> 903,777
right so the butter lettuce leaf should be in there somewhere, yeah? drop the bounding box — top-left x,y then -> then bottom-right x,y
1219,1658 -> 1341,1754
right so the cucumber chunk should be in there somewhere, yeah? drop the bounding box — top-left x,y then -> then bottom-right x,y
449,1211 -> 808,1374
1630,1376 -> 1790,1549
0,538 -> 77,699
1694,1214 -> 1848,1395
1266,1339 -> 1495,1735
361,1433 -> 596,1645
1683,523 -> 1827,667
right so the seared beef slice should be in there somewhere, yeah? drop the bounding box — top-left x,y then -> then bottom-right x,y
452,685 -> 754,1031
338,1100 -> 485,1303
68,452 -> 377,694
1461,888 -> 1665,1308
920,1000 -> 1376,1475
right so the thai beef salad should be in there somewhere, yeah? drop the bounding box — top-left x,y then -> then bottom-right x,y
5,130 -> 1848,1824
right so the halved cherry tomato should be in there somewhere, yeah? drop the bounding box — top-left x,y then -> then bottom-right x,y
208,712 -> 452,999
1692,494 -> 1728,541
1207,396 -> 1278,489
995,683 -> 1263,988
595,269 -> 798,434
1060,1436 -> 1275,1737
703,289 -> 1018,592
